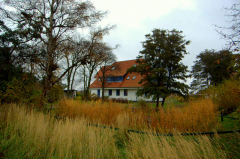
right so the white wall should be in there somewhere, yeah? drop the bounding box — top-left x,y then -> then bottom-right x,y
90,88 -> 159,101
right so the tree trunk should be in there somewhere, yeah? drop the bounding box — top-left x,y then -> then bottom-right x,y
161,97 -> 166,107
156,97 -> 159,111
83,67 -> 86,98
44,3 -> 55,98
85,69 -> 94,102
101,73 -> 105,103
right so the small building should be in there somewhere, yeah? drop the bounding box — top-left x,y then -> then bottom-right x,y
63,90 -> 77,98
89,59 -> 161,102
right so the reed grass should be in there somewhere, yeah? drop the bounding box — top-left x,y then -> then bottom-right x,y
0,105 -> 119,158
125,131 -> 226,159
150,99 -> 219,133
59,98 -> 219,133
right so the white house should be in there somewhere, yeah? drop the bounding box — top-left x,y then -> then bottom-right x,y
90,59 -> 160,102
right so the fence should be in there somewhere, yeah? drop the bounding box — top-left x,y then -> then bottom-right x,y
54,116 -> 240,139
87,123 -> 240,139
219,110 -> 240,122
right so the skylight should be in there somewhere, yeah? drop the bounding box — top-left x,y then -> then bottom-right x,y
111,66 -> 115,70
133,76 -> 136,80
127,76 -> 130,80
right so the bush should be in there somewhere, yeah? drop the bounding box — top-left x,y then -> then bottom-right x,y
2,74 -> 44,108
90,93 -> 100,101
138,99 -> 148,109
109,98 -> 128,103
177,96 -> 185,102
206,78 -> 240,114
110,98 -> 116,102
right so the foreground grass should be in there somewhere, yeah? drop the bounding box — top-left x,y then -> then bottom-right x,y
0,105 -> 226,159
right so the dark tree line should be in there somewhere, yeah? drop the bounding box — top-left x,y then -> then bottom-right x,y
0,0 -> 117,104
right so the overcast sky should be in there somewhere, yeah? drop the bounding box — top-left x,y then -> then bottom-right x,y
81,0 -> 238,85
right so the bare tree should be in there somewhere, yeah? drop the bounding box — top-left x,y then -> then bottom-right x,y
1,0 -> 106,97
215,3 -> 240,75
216,3 -> 240,52
61,38 -> 90,97
84,27 -> 118,101
95,52 -> 119,103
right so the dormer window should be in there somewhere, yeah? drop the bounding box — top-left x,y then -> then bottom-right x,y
133,76 -> 136,80
111,66 -> 115,70
126,76 -> 130,80
107,76 -> 123,82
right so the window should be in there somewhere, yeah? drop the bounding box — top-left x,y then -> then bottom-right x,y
124,89 -> 128,96
116,89 -> 120,96
107,76 -> 123,82
98,78 -> 101,81
97,89 -> 100,97
126,76 -> 130,80
133,76 -> 136,80
109,90 -> 112,96
133,64 -> 137,67
111,66 -> 115,70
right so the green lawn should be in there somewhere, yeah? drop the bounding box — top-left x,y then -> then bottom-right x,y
216,109 -> 240,159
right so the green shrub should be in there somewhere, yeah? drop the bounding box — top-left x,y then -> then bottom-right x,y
206,78 -> 240,114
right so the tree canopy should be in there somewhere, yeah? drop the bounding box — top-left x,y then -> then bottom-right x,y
128,29 -> 190,108
190,49 -> 234,94
0,0 -> 107,97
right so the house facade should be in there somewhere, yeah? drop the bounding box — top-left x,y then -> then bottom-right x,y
90,59 -> 159,102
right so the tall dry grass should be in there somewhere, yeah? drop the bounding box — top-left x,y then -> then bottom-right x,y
1,105 -> 119,158
0,105 -> 226,158
150,99 -> 219,133
59,98 -> 219,133
59,99 -> 130,125
125,131 -> 226,159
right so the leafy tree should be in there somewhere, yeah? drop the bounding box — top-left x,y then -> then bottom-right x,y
191,49 -> 233,94
128,29 -> 190,108
0,20 -> 28,95
1,0 -> 107,97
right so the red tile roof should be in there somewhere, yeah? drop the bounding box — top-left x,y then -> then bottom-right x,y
90,59 -> 143,88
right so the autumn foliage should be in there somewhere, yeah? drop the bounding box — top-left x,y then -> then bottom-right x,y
206,78 -> 240,114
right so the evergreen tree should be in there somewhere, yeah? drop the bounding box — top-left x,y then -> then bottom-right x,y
128,29 -> 190,108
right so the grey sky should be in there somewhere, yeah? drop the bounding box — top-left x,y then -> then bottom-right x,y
85,0 -> 238,85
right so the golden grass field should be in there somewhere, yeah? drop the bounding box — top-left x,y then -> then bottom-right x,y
58,98 -> 219,133
0,103 -> 226,158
